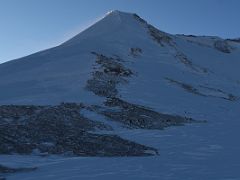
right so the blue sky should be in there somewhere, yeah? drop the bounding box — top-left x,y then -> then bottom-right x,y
0,0 -> 239,63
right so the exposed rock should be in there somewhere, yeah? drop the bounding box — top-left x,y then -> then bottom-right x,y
0,103 -> 108,131
133,13 -> 147,24
94,52 -> 133,76
135,13 -> 209,74
214,40 -> 232,53
181,34 -> 197,38
166,78 -> 202,96
0,165 -> 36,180
147,25 -> 172,46
0,105 -> 41,121
174,49 -> 209,73
133,13 -> 172,46
0,104 -> 158,157
166,78 -> 238,101
86,71 -> 120,97
86,52 -> 133,97
199,85 -> 238,101
175,52 -> 194,68
0,165 -> 17,174
85,53 -> 199,131
0,165 -> 36,174
130,47 -> 142,57
227,38 -> 240,43
96,97 -> 196,130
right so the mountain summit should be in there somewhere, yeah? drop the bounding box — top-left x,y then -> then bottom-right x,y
62,10 -> 165,47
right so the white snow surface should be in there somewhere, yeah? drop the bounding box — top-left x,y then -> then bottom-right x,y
0,10 -> 240,180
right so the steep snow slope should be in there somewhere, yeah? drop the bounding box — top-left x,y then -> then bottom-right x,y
0,10 -> 240,180
0,10 -> 155,105
0,10 -> 239,107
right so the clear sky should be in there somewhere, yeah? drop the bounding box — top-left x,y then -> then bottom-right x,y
0,0 -> 239,63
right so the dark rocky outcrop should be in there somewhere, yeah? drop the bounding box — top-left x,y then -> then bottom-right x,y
133,13 -> 147,24
0,165 -> 36,180
130,47 -> 142,57
0,103 -> 108,131
227,38 -> 240,43
0,165 -> 36,174
166,78 -> 202,96
0,103 -> 158,157
94,98 -> 196,130
85,52 -> 199,130
174,48 -> 209,73
214,40 -> 232,53
133,13 -> 172,47
166,78 -> 238,101
147,25 -> 172,46
86,52 -> 133,97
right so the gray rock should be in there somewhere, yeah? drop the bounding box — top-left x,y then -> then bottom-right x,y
86,52 -> 132,98
0,165 -> 36,174
214,40 -> 232,53
0,103 -> 158,156
0,165 -> 36,180
98,98 -> 197,130
130,47 -> 142,57
166,78 -> 238,101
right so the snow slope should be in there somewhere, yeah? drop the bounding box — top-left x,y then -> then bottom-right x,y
0,10 -> 240,180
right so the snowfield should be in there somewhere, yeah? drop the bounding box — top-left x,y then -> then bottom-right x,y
1,117 -> 240,180
0,10 -> 240,180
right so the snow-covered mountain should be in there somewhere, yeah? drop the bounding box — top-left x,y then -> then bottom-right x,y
1,10 -> 239,107
0,10 -> 240,180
